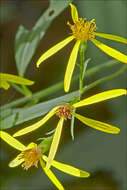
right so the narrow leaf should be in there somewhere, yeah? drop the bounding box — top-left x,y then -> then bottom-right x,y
15,0 -> 71,76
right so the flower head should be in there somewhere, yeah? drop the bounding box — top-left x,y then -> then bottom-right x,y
13,89 -> 127,169
36,3 -> 127,92
0,73 -> 34,90
68,18 -> 97,41
19,144 -> 42,170
0,131 -> 90,190
56,104 -> 72,120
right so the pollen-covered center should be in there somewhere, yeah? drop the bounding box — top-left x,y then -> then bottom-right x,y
56,104 -> 72,120
68,18 -> 97,41
19,146 -> 42,170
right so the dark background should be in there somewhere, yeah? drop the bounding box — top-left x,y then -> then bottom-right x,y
0,0 -> 127,190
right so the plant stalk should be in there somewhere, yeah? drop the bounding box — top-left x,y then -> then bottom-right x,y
1,60 -> 121,110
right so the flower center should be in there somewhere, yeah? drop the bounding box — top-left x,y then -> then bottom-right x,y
68,18 -> 97,41
19,146 -> 42,170
56,104 -> 72,120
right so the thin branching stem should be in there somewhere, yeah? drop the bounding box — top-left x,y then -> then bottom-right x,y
82,64 -> 127,94
1,60 -> 122,110
10,83 -> 28,96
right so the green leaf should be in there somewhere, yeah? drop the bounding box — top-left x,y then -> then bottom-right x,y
15,0 -> 71,76
39,137 -> 53,153
0,108 -> 12,120
15,26 -> 40,76
1,59 -> 119,110
1,60 -> 125,130
0,91 -> 79,130
82,58 -> 91,80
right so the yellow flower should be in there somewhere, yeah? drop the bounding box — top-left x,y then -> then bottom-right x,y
36,3 -> 127,92
0,73 -> 34,90
0,131 -> 90,190
13,89 -> 127,169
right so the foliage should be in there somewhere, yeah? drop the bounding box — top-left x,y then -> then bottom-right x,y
0,1 -> 127,190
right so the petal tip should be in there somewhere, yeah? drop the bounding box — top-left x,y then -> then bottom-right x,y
64,81 -> 68,93
28,81 -> 35,86
84,172 -> 90,178
80,171 -> 90,178
4,86 -> 10,90
31,81 -> 35,84
36,62 -> 40,68
64,87 -> 69,93
115,128 -> 120,134
109,127 -> 120,134
13,133 -> 18,137
9,161 -> 14,167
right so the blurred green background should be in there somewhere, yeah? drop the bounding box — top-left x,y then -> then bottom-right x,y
0,0 -> 127,190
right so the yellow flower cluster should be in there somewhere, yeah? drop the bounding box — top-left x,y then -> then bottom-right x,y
0,131 -> 89,190
1,3 -> 127,190
36,3 -> 127,92
12,89 -> 127,171
0,73 -> 34,90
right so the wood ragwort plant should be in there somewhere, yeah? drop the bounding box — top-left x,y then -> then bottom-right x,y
0,1 -> 127,190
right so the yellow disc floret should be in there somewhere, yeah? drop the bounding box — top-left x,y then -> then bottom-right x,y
68,18 -> 97,41
19,146 -> 42,170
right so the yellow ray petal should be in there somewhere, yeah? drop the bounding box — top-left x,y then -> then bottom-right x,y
26,142 -> 37,149
13,106 -> 60,137
73,89 -> 127,108
94,32 -> 127,44
64,40 -> 81,92
36,36 -> 75,68
0,73 -> 34,87
9,153 -> 24,168
40,158 -> 64,190
70,3 -> 79,23
73,113 -> 120,134
43,155 -> 90,178
0,80 -> 10,90
0,131 -> 26,151
46,117 -> 64,170
91,38 -> 127,64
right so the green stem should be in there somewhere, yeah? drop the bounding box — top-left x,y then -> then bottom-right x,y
1,60 -> 121,110
82,64 -> 127,94
11,83 -> 32,97
10,83 -> 28,96
22,85 -> 32,96
1,79 -> 66,110
71,41 -> 87,139
67,64 -> 125,138
1,65 -> 126,130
